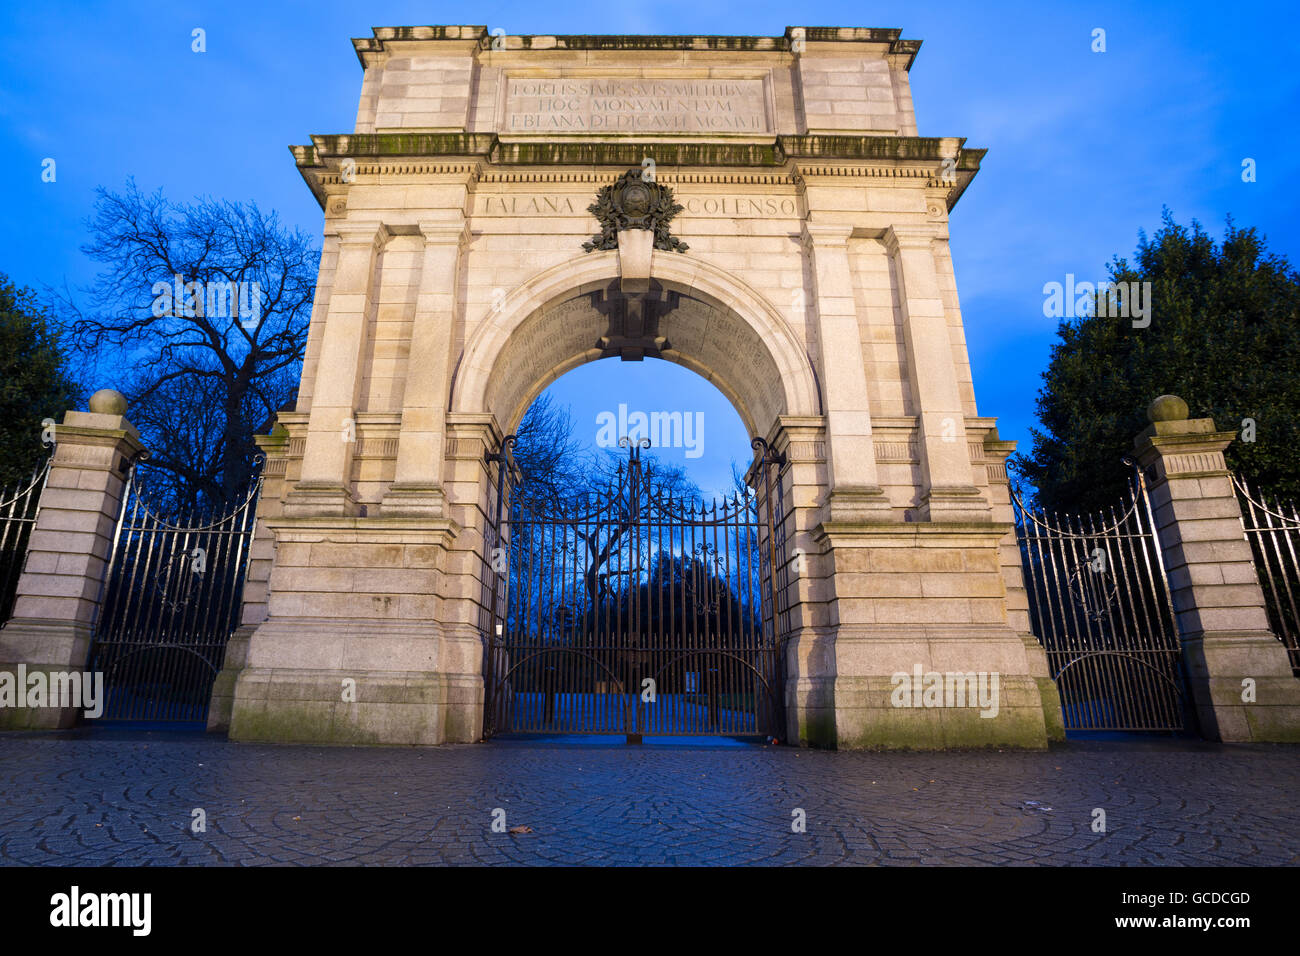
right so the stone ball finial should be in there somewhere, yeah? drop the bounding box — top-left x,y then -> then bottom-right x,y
1147,394 -> 1189,423
88,389 -> 128,416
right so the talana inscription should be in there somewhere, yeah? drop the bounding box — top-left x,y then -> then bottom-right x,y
504,78 -> 768,133
479,195 -> 582,215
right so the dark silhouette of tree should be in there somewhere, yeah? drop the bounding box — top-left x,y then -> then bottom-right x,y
54,180 -> 317,508
0,272 -> 80,487
509,394 -> 590,505
120,358 -> 299,515
1015,210 -> 1300,512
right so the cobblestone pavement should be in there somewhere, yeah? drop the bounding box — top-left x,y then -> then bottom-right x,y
0,731 -> 1296,865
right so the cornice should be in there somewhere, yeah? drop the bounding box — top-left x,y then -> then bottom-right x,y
351,26 -> 920,67
476,170 -> 798,185
291,133 -> 984,210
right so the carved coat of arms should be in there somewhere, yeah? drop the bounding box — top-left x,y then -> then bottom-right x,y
583,168 -> 689,253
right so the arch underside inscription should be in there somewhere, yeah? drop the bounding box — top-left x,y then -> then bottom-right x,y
486,285 -> 787,436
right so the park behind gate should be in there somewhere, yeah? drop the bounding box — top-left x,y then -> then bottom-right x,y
480,437 -> 790,741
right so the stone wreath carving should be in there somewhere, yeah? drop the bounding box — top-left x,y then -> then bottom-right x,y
582,168 -> 689,253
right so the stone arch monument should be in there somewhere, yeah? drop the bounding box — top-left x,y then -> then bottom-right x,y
220,25 -> 1060,748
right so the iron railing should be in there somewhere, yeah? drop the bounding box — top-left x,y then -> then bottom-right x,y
1012,462 -> 1188,732
1232,474 -> 1300,674
0,453 -> 54,625
86,461 -> 263,723
483,438 -> 787,739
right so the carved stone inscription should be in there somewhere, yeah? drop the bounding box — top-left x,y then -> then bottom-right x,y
474,193 -> 797,218
504,78 -> 768,133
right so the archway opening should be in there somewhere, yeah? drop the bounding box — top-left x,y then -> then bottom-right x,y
516,359 -> 751,502
463,265 -> 811,744
478,277 -> 794,447
487,356 -> 783,742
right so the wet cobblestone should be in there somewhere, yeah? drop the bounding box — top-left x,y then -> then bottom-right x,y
0,732 -> 1296,866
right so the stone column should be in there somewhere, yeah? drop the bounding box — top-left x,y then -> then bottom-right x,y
286,221 -> 388,517
764,416 -> 839,747
802,222 -> 893,522
206,423 -> 289,733
441,412 -> 506,688
1132,395 -> 1300,742
883,224 -> 987,521
983,431 -> 1066,742
0,390 -> 144,729
383,219 -> 468,517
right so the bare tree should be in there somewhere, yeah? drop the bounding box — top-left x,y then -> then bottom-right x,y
121,358 -> 298,515
55,180 -> 317,505
509,396 -> 704,613
509,394 -> 593,504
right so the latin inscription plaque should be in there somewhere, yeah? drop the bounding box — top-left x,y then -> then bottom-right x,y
504,77 -> 769,133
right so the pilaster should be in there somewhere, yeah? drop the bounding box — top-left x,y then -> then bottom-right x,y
883,224 -> 988,522
286,221 -> 389,517
383,219 -> 470,517
801,221 -> 893,523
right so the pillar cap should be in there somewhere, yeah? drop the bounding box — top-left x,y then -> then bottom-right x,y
88,389 -> 127,416
1148,394 -> 1189,423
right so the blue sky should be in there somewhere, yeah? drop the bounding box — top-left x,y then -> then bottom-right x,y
2,1 -> 1296,499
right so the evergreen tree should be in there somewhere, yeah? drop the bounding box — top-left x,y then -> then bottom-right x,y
1015,211 -> 1300,512
0,273 -> 80,488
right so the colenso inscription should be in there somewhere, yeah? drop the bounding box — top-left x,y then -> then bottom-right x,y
680,196 -> 797,217
505,78 -> 767,132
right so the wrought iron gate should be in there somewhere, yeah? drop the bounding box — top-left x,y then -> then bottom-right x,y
0,453 -> 53,625
87,462 -> 263,723
483,438 -> 788,739
1233,474 -> 1300,675
1012,461 -> 1189,732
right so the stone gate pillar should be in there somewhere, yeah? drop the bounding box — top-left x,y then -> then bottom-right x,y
227,214 -> 480,746
762,417 -> 838,747
1132,395 -> 1300,741
794,218 -> 1056,750
0,390 -> 144,729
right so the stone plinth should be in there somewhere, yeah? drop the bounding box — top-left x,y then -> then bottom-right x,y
812,521 -> 1053,749
227,515 -> 482,745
